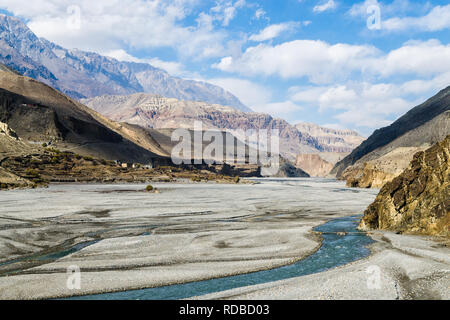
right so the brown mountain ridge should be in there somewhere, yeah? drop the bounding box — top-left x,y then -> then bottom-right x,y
332,86 -> 450,188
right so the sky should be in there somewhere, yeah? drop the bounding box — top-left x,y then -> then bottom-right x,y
0,0 -> 449,136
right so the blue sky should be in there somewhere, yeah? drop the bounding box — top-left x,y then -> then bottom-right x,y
1,0 -> 450,136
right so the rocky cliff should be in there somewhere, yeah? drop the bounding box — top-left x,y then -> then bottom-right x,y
295,123 -> 365,153
359,136 -> 450,237
0,14 -> 249,111
0,121 -> 17,139
295,154 -> 334,177
295,152 -> 350,177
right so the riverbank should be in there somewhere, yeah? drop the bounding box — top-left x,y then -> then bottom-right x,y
0,179 -> 378,299
0,149 -> 258,191
195,231 -> 450,300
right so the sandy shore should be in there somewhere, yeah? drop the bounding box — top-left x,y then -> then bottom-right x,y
195,231 -> 450,300
0,179 -> 379,299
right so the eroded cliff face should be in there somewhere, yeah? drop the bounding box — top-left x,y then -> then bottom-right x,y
295,154 -> 334,177
359,136 -> 450,237
342,163 -> 397,189
340,147 -> 428,188
295,123 -> 365,153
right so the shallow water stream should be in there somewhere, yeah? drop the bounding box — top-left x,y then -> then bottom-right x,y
70,215 -> 373,300
0,179 -> 379,299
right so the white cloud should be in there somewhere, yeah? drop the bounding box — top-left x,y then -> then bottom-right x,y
318,83 -> 412,116
208,77 -> 302,118
213,39 -> 450,85
211,0 -> 246,27
289,79 -> 447,130
213,40 -> 380,83
369,40 -> 450,78
349,1 -> 449,33
1,0 -> 231,59
292,82 -> 412,131
349,0 -> 428,18
254,8 -> 268,20
313,0 -> 337,13
399,72 -> 450,95
382,4 -> 450,32
249,22 -> 299,42
2,0 -> 448,134
208,78 -> 272,107
289,86 -> 329,103
334,110 -> 392,129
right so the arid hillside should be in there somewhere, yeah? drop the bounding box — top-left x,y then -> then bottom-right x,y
332,87 -> 450,188
0,69 -> 171,163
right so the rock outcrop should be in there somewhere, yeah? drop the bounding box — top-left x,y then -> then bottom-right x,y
359,136 -> 450,237
332,87 -> 450,188
0,121 -> 18,139
342,163 -> 397,189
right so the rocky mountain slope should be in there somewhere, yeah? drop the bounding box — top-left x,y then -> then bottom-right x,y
295,154 -> 335,177
0,14 -> 249,111
0,68 -> 170,164
273,158 -> 310,178
0,67 -> 288,180
332,86 -> 450,188
293,123 -> 363,177
360,136 -> 449,237
295,122 -> 365,153
82,93 -> 363,162
295,151 -> 351,177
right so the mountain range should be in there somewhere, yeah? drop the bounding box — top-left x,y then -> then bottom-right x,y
295,123 -> 365,154
0,13 -> 366,176
82,93 -> 365,164
0,14 -> 250,112
0,67 -> 311,179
